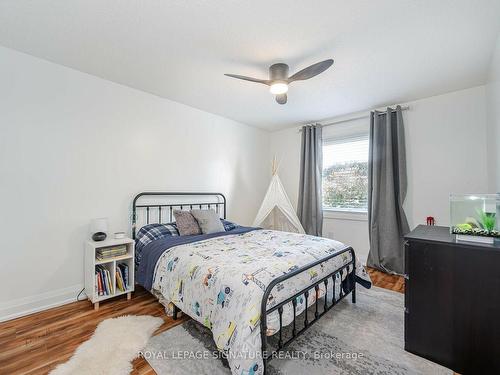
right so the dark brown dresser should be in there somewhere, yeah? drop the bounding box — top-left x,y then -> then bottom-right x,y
404,225 -> 500,374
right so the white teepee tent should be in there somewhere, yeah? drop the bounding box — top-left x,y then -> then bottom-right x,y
253,158 -> 305,234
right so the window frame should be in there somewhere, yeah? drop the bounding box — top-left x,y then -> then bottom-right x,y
322,131 -> 370,215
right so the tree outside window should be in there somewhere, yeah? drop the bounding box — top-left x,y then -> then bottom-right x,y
322,136 -> 369,211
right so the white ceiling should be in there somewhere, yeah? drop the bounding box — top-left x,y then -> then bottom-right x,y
1,1 -> 499,131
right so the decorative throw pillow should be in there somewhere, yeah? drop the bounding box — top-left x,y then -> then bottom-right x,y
134,222 -> 179,269
221,219 -> 239,232
191,209 -> 225,234
173,210 -> 202,236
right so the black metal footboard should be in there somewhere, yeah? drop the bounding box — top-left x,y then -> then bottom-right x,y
260,246 -> 356,374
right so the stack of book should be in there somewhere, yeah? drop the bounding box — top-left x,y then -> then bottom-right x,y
116,263 -> 129,292
96,245 -> 127,260
95,265 -> 114,296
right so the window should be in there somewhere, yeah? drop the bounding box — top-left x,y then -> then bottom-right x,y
322,134 -> 369,212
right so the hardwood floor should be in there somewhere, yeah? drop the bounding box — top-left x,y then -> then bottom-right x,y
0,287 -> 187,375
366,266 -> 405,293
0,269 -> 403,375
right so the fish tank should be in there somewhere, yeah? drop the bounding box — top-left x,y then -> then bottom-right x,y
450,194 -> 500,244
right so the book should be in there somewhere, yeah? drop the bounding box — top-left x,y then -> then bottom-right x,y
96,252 -> 127,260
97,250 -> 127,257
97,245 -> 126,255
106,269 -> 113,294
96,245 -> 127,260
95,265 -> 118,296
96,266 -> 103,295
97,265 -> 110,295
116,268 -> 124,292
119,267 -> 126,290
118,263 -> 129,288
101,268 -> 108,295
96,271 -> 103,296
98,245 -> 126,252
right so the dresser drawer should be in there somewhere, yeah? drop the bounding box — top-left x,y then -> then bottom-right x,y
404,225 -> 500,374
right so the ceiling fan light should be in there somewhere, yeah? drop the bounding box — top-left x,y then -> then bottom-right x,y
270,82 -> 288,95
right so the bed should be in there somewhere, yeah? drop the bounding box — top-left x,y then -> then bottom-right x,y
132,192 -> 371,375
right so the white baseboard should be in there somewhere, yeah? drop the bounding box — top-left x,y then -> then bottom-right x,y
0,284 -> 84,322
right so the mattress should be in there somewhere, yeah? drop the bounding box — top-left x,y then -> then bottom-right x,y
137,228 -> 371,375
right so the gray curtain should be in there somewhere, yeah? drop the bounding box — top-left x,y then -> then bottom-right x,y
298,124 -> 323,236
367,106 -> 410,274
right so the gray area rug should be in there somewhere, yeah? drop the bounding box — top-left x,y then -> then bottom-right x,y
143,287 -> 451,374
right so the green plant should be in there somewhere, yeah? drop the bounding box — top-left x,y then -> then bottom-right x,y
476,209 -> 496,231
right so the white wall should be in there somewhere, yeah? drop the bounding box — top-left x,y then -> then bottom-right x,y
270,85 -> 490,264
270,117 -> 371,263
0,46 -> 270,321
0,42 -> 496,322
486,34 -> 500,191
404,86 -> 489,225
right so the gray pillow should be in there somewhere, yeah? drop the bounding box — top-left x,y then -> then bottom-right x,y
173,210 -> 201,236
191,209 -> 225,234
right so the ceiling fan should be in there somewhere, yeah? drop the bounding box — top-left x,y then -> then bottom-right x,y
224,59 -> 333,105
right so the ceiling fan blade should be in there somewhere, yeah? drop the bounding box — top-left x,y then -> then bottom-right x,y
224,74 -> 270,85
288,59 -> 334,82
275,93 -> 287,105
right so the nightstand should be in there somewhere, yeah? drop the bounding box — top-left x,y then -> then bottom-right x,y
85,237 -> 135,310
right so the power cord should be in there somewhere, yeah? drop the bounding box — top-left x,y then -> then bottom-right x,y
76,288 -> 87,302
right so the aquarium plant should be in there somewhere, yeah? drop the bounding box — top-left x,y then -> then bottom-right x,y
452,209 -> 499,237
476,209 -> 496,231
450,194 -> 500,238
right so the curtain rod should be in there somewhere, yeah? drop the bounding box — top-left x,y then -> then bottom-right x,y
322,105 -> 410,128
298,105 -> 410,131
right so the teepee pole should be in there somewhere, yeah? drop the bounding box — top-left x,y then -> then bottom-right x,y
272,155 -> 280,176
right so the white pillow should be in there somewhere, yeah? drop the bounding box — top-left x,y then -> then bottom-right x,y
190,209 -> 225,234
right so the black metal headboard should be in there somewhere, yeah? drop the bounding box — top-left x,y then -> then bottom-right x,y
132,192 -> 226,239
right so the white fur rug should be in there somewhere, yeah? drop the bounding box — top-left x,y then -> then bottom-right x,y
50,315 -> 163,375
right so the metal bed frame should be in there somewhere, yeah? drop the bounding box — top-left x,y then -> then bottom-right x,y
261,247 -> 355,372
132,192 -> 356,375
132,192 -> 227,239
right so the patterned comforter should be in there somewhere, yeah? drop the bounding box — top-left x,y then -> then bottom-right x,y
151,229 -> 371,375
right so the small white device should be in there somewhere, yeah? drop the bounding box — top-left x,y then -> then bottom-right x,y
114,231 -> 125,239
